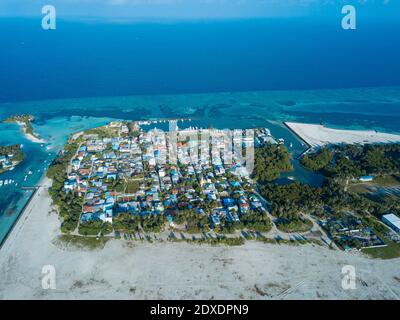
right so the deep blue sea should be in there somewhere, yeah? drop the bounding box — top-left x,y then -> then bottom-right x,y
0,17 -> 399,244
1,17 -> 400,102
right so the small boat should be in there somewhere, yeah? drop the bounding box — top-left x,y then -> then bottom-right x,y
4,180 -> 8,185
278,138 -> 285,144
0,180 -> 3,186
28,170 -> 33,175
24,175 -> 27,181
10,166 -> 15,171
289,142 -> 293,148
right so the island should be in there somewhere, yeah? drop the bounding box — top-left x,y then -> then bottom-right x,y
42,120 -> 400,260
0,144 -> 24,174
46,122 -> 282,244
1,119 -> 400,300
3,114 -> 45,143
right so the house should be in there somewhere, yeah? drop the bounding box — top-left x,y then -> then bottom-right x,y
210,213 -> 221,227
72,159 -> 81,170
382,214 -> 400,233
106,173 -> 117,180
64,180 -> 77,191
104,209 -> 113,223
222,198 -> 235,208
359,175 -> 374,182
230,181 -> 241,188
239,202 -> 250,214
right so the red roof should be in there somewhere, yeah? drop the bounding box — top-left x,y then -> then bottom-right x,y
82,205 -> 95,213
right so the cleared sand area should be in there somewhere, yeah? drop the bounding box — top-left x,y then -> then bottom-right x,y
1,177 -> 400,299
285,122 -> 400,148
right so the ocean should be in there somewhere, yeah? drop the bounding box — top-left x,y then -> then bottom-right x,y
0,17 -> 399,244
1,17 -> 400,102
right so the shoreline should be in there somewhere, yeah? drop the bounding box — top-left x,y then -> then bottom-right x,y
14,120 -> 46,144
0,187 -> 39,249
0,174 -> 50,251
285,122 -> 400,149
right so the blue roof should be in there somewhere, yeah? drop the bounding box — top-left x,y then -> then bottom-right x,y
223,198 -> 235,206
360,175 -> 373,180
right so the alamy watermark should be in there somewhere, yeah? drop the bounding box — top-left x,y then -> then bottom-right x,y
145,122 -> 255,175
342,5 -> 357,30
341,265 -> 356,290
41,265 -> 56,290
41,5 -> 56,30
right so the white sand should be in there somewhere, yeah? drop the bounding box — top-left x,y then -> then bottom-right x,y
285,122 -> 400,148
0,177 -> 399,300
15,121 -> 46,144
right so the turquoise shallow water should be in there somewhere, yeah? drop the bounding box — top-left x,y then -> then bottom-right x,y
0,87 -> 399,244
0,116 -> 117,244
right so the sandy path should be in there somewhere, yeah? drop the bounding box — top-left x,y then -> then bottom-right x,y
0,177 -> 399,300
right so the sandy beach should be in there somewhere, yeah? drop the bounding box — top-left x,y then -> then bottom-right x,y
285,122 -> 400,149
15,121 -> 46,144
0,176 -> 399,300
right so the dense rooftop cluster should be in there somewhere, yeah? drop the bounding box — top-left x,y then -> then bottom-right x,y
63,121 -> 270,230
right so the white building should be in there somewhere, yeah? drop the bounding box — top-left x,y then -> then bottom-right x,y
382,214 -> 400,233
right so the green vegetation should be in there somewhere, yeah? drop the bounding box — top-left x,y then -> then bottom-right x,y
84,126 -> 118,139
3,114 -> 34,125
47,140 -> 82,233
239,210 -> 272,232
78,221 -> 113,236
141,214 -> 167,233
125,179 -> 141,194
168,235 -> 245,246
261,144 -> 400,231
113,213 -> 140,233
3,114 -> 39,138
173,210 -> 210,233
0,144 -> 24,173
300,147 -> 333,171
262,182 -> 322,217
253,144 -> 293,182
325,144 -> 400,178
362,240 -> 400,260
361,223 -> 400,260
54,235 -> 110,250
275,217 -> 313,233
113,212 -> 166,233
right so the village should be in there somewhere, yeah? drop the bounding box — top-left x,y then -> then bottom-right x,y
54,120 -> 400,256
62,121 -> 271,233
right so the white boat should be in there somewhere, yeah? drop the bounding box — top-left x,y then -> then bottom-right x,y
24,175 -> 27,181
10,166 -> 15,171
0,180 -> 3,186
28,170 -> 33,175
4,180 -> 8,185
